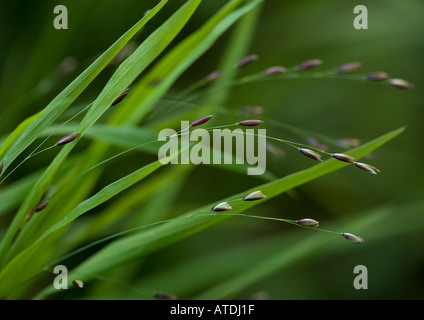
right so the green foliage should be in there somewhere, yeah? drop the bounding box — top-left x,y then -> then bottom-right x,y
0,0 -> 421,300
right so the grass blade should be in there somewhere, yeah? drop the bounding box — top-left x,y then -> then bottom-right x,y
0,0 -> 200,266
0,1 -> 168,175
41,127 -> 405,292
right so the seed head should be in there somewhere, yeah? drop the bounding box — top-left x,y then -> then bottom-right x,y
212,202 -> 232,212
190,115 -> 213,127
204,70 -> 222,84
298,59 -> 322,70
56,132 -> 79,146
237,54 -> 258,68
354,162 -> 380,175
299,148 -> 323,162
240,106 -> 264,116
388,78 -> 414,89
72,280 -> 84,288
366,72 -> 389,81
238,120 -> 263,127
242,191 -> 267,201
263,66 -> 286,76
337,62 -> 361,73
111,88 -> 129,106
296,218 -> 319,227
332,153 -> 355,163
35,200 -> 49,212
154,292 -> 177,300
342,233 -> 364,244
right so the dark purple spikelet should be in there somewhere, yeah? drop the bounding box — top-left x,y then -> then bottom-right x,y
263,66 -> 286,76
35,200 -> 49,212
204,70 -> 222,84
388,78 -> 414,89
299,148 -> 323,162
337,62 -> 361,73
332,153 -> 355,163
366,71 -> 389,81
56,132 -> 79,146
190,115 -> 214,127
238,120 -> 263,127
111,88 -> 129,106
237,54 -> 258,68
298,59 -> 322,70
155,292 -> 177,300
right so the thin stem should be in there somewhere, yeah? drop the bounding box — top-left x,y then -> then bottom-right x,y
45,210 -> 342,271
0,103 -> 92,185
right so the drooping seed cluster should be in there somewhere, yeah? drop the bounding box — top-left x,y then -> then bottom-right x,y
366,71 -> 413,89
299,149 -> 381,175
211,190 -> 267,212
199,54 -> 413,91
25,200 -> 49,222
210,190 -> 364,244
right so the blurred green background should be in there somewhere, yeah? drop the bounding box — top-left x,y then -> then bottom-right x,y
0,0 -> 423,299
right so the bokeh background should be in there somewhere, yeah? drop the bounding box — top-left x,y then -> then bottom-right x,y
1,0 -> 423,299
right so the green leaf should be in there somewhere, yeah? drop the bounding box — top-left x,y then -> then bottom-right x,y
0,149 -> 183,296
0,0 -> 200,266
0,1 -> 168,174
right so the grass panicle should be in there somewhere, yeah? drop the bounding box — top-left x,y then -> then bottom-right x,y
238,119 -> 263,126
56,132 -> 80,146
190,115 -> 214,127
